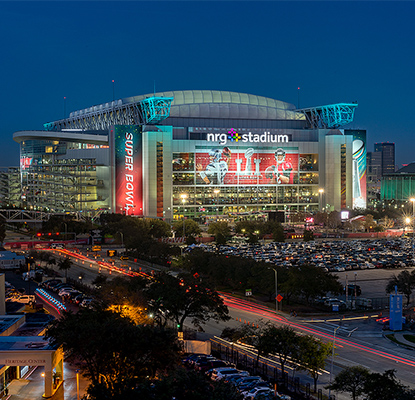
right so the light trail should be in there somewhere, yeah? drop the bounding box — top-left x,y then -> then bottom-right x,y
220,293 -> 415,368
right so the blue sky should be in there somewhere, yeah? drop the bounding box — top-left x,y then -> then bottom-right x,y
1,1 -> 414,167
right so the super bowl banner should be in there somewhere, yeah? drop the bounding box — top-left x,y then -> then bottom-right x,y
113,125 -> 143,215
351,130 -> 367,209
195,147 -> 299,185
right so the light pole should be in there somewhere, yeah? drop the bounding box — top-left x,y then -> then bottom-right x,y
119,232 -> 124,248
268,267 -> 278,311
411,198 -> 415,262
328,325 -> 341,400
318,188 -> 324,212
405,217 -> 411,238
76,369 -> 80,400
180,193 -> 187,238
214,189 -> 220,221
64,223 -> 67,241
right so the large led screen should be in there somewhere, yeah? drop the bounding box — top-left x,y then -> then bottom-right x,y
113,125 -> 143,215
195,147 -> 299,185
351,130 -> 367,209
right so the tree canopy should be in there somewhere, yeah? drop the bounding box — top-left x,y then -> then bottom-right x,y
146,272 -> 230,331
386,270 -> 415,305
45,308 -> 182,399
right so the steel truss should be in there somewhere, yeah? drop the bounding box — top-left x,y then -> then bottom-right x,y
44,96 -> 174,131
0,210 -> 90,223
298,103 -> 358,129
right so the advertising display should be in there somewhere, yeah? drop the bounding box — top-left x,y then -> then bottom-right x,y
351,130 -> 367,209
113,125 -> 143,215
195,146 -> 298,186
389,293 -> 403,331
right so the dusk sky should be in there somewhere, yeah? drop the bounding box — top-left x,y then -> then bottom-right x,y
1,1 -> 414,167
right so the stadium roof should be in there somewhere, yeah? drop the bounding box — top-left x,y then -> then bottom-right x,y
121,90 -> 303,121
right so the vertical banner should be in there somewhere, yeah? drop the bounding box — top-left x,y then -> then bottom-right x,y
113,125 -> 143,215
389,293 -> 403,331
351,130 -> 367,209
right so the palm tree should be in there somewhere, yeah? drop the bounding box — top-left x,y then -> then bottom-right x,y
58,258 -> 72,279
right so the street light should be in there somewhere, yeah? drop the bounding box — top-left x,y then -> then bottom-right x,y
76,369 -> 80,400
119,232 -> 124,248
318,188 -> 324,212
268,267 -> 278,311
180,193 -> 187,238
411,198 -> 415,262
328,325 -> 341,400
405,217 -> 411,238
214,189 -> 220,221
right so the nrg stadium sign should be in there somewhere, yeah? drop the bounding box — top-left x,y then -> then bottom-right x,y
207,129 -> 289,145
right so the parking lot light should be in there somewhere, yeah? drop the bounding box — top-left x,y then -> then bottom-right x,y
267,267 -> 278,312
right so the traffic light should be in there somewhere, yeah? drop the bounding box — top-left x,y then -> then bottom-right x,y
36,233 -> 41,237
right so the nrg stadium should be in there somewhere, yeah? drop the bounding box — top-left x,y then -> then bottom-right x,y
13,90 -> 366,222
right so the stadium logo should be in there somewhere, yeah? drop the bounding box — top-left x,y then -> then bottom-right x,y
207,130 -> 289,145
228,128 -> 241,142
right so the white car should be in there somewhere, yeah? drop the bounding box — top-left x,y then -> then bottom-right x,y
14,295 -> 36,305
210,367 -> 249,381
243,387 -> 273,399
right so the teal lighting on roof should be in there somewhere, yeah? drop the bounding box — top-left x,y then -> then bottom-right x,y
298,103 -> 358,129
138,96 -> 174,124
44,96 -> 173,131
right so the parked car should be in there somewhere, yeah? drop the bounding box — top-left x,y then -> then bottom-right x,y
14,295 -> 36,305
211,367 -> 248,381
242,387 -> 273,399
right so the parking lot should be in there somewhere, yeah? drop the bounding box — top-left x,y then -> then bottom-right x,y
195,238 -> 415,301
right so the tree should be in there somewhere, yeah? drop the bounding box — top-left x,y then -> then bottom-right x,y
136,367 -> 243,400
45,308 -> 182,399
364,214 -> 376,232
363,369 -> 412,400
58,257 -> 72,278
173,219 -> 201,238
295,335 -> 331,392
386,270 -> 415,305
146,272 -> 230,331
379,216 -> 394,230
208,222 -> 231,245
280,263 -> 342,304
97,277 -> 150,325
272,223 -> 285,242
303,229 -> 314,242
259,325 -> 299,377
326,366 -> 370,400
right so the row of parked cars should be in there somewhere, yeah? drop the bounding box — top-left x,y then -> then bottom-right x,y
40,279 -> 93,308
182,354 -> 291,400
196,238 -> 414,272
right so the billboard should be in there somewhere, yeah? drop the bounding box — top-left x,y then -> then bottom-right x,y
195,147 -> 298,185
113,125 -> 143,215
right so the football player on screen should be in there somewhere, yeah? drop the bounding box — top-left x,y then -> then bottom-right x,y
196,147 -> 231,185
265,148 -> 293,184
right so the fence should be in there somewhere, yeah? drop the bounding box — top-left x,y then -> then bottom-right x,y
210,337 -> 335,400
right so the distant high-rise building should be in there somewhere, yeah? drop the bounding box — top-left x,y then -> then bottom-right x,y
374,142 -> 395,176
367,142 -> 396,208
0,167 -> 21,208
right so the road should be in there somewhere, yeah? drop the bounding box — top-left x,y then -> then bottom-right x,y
15,245 -> 415,399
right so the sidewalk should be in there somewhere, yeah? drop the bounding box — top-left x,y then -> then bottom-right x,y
4,365 -> 88,400
393,331 -> 415,349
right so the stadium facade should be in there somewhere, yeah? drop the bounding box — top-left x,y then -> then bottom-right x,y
13,90 -> 366,221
